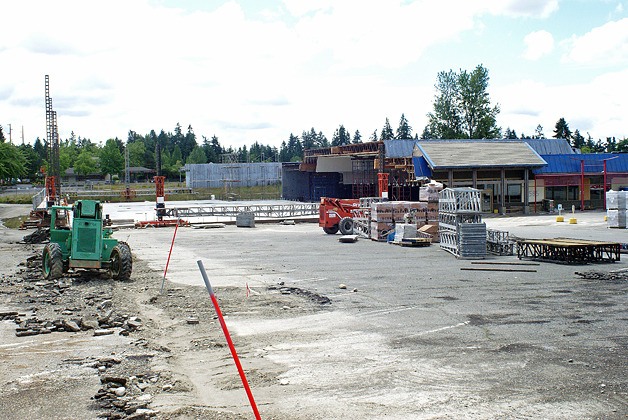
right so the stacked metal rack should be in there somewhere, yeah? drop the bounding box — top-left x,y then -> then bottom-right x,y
438,188 -> 486,258
351,197 -> 385,239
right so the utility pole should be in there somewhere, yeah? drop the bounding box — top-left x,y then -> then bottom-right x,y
7,123 -> 11,144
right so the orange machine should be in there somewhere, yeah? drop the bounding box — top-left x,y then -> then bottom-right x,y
318,197 -> 360,235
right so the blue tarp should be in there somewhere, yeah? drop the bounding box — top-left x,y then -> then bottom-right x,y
534,153 -> 628,174
412,156 -> 432,178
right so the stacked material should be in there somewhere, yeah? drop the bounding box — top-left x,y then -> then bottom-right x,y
235,211 -> 255,227
438,188 -> 486,258
486,229 -> 515,256
606,190 -> 627,228
458,223 -> 487,258
370,201 -> 428,241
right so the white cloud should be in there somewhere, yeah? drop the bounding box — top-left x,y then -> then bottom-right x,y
565,18 -> 628,65
486,0 -> 559,18
523,30 -> 555,60
495,69 -> 628,140
0,0 -> 624,148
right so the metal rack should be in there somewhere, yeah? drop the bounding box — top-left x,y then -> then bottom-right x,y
438,188 -> 486,258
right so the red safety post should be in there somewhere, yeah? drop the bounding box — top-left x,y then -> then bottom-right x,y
161,219 -> 180,294
197,260 -> 261,420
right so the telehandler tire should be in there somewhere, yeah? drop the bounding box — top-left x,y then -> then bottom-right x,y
323,225 -> 339,234
110,242 -> 133,281
339,217 -> 354,235
42,243 -> 63,280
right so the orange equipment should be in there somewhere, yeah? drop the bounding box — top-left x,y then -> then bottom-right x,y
318,197 -> 360,235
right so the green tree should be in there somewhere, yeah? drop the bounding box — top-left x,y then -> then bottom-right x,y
0,125 -> 6,143
504,128 -> 518,139
331,125 -> 351,146
74,149 -> 98,176
127,141 -> 146,167
534,124 -> 544,139
186,146 -> 207,164
572,129 -> 585,149
427,65 -> 500,139
18,144 -> 42,181
380,118 -> 394,140
59,145 -> 75,174
553,118 -> 572,140
426,70 -> 462,138
100,139 -> 124,181
395,114 -> 413,139
615,138 -> 628,153
352,130 -> 362,144
0,142 -> 26,180
369,129 -> 378,141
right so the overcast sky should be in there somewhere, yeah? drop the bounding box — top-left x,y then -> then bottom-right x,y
1,0 -> 626,148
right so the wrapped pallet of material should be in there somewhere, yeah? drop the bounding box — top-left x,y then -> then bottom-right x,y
606,190 -> 618,209
606,209 -> 625,228
419,187 -> 440,202
393,223 -> 417,242
236,211 -> 255,227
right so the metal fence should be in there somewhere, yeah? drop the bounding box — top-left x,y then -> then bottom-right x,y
185,162 -> 282,189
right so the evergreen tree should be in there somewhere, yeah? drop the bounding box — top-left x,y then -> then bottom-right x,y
352,130 -> 362,144
181,124 -> 197,162
395,114 -> 413,139
553,118 -> 572,140
369,129 -> 378,141
504,127 -> 518,139
534,124 -> 544,139
572,129 -> 585,149
331,125 -> 351,146
380,118 -> 394,140
0,125 -> 5,143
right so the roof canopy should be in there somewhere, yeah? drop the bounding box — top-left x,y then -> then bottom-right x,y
414,140 -> 547,170
534,153 -> 628,174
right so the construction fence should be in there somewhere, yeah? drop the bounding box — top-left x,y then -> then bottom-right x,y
184,163 -> 282,189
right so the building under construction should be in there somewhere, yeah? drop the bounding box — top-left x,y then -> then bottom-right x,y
282,138 -> 628,213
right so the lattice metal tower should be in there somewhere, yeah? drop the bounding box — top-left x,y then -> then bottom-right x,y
45,75 -> 61,204
221,153 -> 240,200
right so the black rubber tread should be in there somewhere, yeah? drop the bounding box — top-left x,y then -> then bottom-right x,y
110,242 -> 133,281
323,224 -> 339,234
42,243 -> 63,280
338,217 -> 354,235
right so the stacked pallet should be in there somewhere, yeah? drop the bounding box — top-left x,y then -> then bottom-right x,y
438,188 -> 486,258
606,190 -> 627,228
370,201 -> 427,241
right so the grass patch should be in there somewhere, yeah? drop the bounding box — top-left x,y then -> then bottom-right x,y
2,215 -> 28,229
0,194 -> 33,205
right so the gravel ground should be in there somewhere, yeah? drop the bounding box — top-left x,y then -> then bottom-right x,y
0,204 -> 626,419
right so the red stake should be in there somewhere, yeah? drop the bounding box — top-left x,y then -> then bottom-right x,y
161,219 -> 180,294
197,260 -> 261,420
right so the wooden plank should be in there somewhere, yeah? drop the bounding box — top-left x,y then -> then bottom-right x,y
471,261 -> 540,266
461,267 -> 537,273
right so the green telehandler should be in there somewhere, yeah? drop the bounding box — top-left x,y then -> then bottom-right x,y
42,199 -> 132,280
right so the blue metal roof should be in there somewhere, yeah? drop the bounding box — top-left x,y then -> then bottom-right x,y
412,156 -> 432,178
384,139 -> 416,158
523,139 -> 575,155
534,153 -> 628,174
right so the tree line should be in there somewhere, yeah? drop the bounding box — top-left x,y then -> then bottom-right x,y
0,64 -> 625,184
